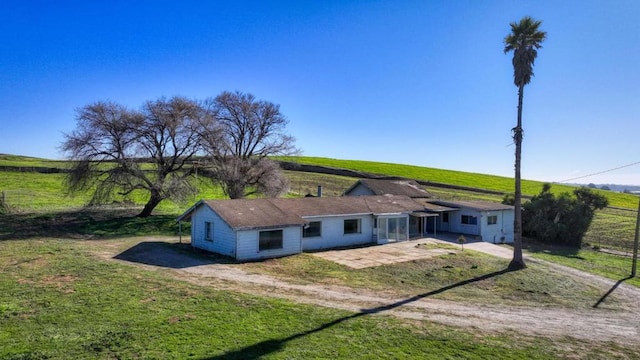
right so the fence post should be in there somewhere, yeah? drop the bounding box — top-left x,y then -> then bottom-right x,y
632,197 -> 639,277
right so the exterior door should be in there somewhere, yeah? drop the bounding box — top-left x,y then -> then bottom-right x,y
377,216 -> 408,242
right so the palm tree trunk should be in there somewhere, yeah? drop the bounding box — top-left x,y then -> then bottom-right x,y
509,84 -> 526,270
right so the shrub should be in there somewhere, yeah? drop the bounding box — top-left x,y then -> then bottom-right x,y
522,184 -> 608,247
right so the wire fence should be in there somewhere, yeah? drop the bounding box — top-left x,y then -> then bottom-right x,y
0,189 -> 101,213
585,207 -> 637,252
1,190 -> 39,213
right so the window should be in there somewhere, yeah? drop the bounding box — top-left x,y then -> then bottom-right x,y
344,219 -> 361,234
259,230 -> 283,250
461,215 -> 478,225
487,215 -> 498,225
205,222 -> 213,242
442,213 -> 449,223
303,221 -> 322,238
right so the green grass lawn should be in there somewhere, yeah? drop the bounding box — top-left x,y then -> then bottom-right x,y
1,238 -> 636,359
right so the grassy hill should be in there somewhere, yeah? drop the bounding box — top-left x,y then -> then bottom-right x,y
0,153 -> 67,168
2,153 -> 637,210
280,156 -> 639,209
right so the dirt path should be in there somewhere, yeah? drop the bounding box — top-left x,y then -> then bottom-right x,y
95,238 -> 640,346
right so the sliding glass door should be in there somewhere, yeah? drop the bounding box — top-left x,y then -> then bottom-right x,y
377,216 -> 408,241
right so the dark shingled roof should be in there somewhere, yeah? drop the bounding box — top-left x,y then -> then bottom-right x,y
344,179 -> 431,198
204,198 -> 305,230
426,199 -> 514,212
179,195 -> 424,230
413,198 -> 459,212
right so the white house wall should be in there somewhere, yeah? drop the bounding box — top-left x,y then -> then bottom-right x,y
302,215 -> 374,251
448,209 -> 482,236
480,210 -> 514,243
236,227 -> 302,261
190,205 -> 237,257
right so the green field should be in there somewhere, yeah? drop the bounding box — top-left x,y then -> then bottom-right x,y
0,153 -> 68,168
1,154 -> 638,252
279,156 -> 639,209
1,238 -> 636,359
3,153 -> 637,208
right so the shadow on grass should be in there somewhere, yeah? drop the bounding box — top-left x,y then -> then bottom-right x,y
201,267 -> 516,360
592,275 -> 634,308
0,208 -> 181,240
522,238 -> 580,257
114,241 -> 234,268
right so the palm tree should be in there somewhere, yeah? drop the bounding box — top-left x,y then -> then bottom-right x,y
504,16 -> 547,270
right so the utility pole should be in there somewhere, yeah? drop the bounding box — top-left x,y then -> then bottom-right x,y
632,197 -> 640,277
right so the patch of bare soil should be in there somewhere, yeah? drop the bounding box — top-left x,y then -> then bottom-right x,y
93,238 -> 640,346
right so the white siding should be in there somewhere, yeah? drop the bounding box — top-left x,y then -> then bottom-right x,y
437,214 -> 451,232
447,206 -> 515,244
448,209 -> 482,236
302,215 -> 374,250
236,226 -> 302,261
480,210 -> 514,243
190,206 -> 237,257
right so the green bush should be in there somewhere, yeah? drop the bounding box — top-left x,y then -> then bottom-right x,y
523,184 -> 608,247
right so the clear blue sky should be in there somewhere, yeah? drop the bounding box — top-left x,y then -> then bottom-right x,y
1,0 -> 639,185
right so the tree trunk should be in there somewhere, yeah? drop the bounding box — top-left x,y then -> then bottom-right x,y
138,190 -> 163,218
509,84 -> 526,270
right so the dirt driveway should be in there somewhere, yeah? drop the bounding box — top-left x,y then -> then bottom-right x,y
96,237 -> 640,347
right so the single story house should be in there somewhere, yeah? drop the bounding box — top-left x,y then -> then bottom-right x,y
343,179 -> 437,238
343,180 -> 514,243
420,199 -> 514,243
177,195 -> 425,261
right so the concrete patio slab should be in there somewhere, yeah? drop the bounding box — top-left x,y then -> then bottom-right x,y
311,239 -> 454,269
311,235 -> 516,269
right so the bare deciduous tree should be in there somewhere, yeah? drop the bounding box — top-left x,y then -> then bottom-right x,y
62,97 -> 213,217
204,91 -> 297,199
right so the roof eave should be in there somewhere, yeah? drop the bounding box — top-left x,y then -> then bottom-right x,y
176,199 -> 207,222
234,223 -> 306,231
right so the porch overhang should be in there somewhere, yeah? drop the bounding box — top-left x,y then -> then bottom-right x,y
410,211 -> 439,218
